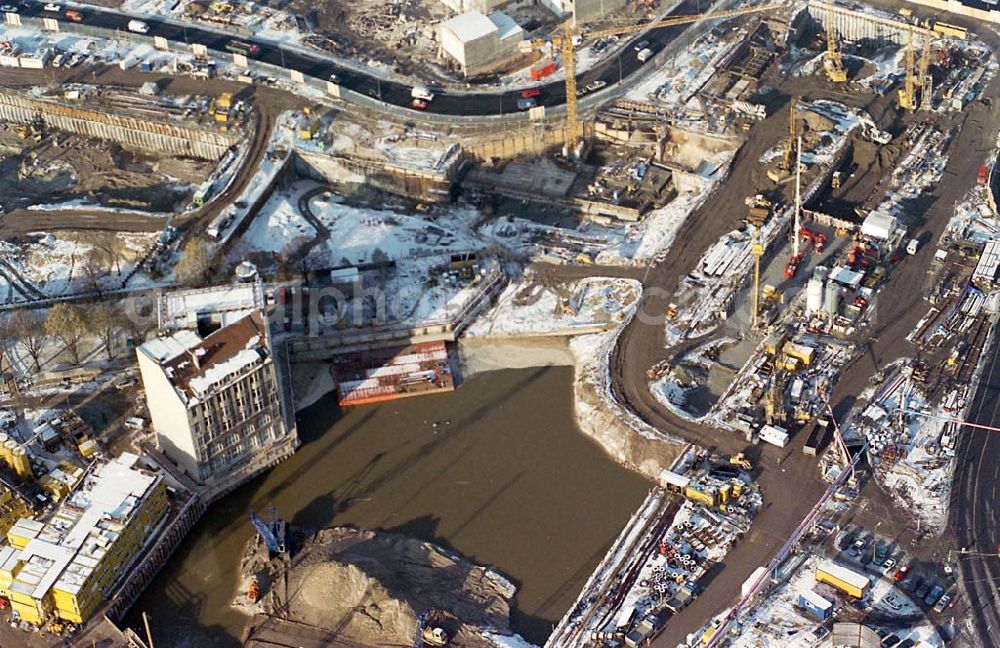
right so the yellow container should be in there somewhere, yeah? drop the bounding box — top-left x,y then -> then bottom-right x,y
11,448 -> 31,480
2,439 -> 16,468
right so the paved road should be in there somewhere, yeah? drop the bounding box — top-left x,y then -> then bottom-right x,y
15,0 -> 735,115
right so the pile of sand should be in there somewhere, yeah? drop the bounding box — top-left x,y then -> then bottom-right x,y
241,526 -> 518,648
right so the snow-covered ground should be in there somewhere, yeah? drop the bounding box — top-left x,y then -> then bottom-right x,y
466,276 -> 639,338
729,553 -> 944,648
0,231 -> 158,305
625,27 -> 742,114
841,368 -> 959,534
481,631 -> 539,648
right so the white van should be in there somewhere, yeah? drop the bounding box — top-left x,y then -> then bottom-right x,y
906,238 -> 919,255
637,47 -> 653,63
411,85 -> 434,102
127,20 -> 149,34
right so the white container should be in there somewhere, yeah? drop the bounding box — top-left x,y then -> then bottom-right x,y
760,424 -> 789,448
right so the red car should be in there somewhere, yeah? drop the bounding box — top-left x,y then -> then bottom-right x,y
412,99 -> 428,110
521,88 -> 541,98
893,566 -> 909,582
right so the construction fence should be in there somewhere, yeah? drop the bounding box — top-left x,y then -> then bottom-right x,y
0,90 -> 238,159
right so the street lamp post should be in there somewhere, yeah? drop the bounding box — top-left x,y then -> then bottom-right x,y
873,522 -> 882,563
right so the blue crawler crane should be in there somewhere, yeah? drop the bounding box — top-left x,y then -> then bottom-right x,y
249,507 -> 287,555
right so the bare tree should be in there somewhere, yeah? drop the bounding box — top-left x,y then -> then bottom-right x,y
9,310 -> 45,371
175,238 -> 211,285
81,248 -> 109,296
87,302 -> 119,360
45,303 -> 87,365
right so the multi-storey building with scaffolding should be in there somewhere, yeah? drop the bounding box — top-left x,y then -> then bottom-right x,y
136,282 -> 297,496
0,453 -> 167,626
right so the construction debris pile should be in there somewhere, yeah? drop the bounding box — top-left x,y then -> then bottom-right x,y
837,365 -> 959,533
579,451 -> 762,647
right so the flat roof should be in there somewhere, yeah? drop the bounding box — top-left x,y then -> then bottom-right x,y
817,560 -> 869,589
442,11 -> 497,43
159,284 -> 262,331
8,454 -> 162,602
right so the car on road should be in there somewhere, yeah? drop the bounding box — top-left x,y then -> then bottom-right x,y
328,73 -> 340,83
516,97 -> 536,111
521,88 -> 541,98
43,2 -> 62,11
634,39 -> 650,51
64,9 -> 82,21
933,593 -> 952,613
411,98 -> 428,110
0,4 -> 18,13
585,80 -> 607,93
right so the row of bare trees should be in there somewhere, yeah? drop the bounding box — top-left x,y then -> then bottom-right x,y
0,300 -> 152,371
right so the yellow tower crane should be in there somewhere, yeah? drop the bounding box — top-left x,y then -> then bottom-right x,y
529,3 -> 786,157
823,7 -> 847,83
899,28 -> 917,110
918,32 -> 933,110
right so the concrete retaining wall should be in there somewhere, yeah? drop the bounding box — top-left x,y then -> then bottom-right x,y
0,90 -> 237,159
295,149 -> 459,203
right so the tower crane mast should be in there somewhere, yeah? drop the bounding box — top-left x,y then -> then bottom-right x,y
527,3 -> 786,157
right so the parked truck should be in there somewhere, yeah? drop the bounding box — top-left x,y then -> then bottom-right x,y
624,613 -> 660,647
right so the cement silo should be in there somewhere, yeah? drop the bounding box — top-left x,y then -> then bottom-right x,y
823,281 -> 841,316
806,277 -> 825,312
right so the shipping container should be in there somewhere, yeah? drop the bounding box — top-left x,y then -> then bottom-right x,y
658,468 -> 690,491
803,418 -> 829,456
932,21 -> 966,39
798,590 -> 833,619
741,566 -> 768,598
816,560 -> 869,598
530,58 -> 557,81
759,424 -> 789,448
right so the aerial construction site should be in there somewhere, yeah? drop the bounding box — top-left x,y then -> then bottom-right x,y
0,0 -> 998,647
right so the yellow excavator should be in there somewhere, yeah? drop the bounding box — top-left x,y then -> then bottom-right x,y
767,98 -> 797,182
